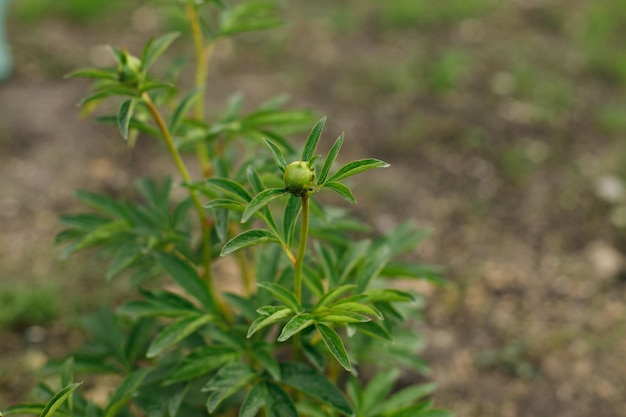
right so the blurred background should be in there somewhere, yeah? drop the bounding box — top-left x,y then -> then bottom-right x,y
1,0 -> 626,416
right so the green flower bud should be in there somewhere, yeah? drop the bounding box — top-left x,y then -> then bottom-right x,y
117,50 -> 143,85
284,161 -> 315,196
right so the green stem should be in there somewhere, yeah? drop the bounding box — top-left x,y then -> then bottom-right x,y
142,93 -> 231,322
294,195 -> 310,303
185,3 -> 213,177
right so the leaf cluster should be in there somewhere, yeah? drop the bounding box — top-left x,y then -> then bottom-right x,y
2,2 -> 451,417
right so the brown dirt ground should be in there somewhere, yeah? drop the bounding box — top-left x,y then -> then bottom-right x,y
2,1 -> 626,416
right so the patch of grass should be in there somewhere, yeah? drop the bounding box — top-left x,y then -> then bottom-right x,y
0,283 -> 59,330
598,102 -> 626,134
12,0 -> 138,24
578,0 -> 626,86
376,0 -> 496,29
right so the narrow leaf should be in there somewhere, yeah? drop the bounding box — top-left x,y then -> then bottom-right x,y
156,252 -> 218,313
117,98 -> 135,140
169,87 -> 203,134
165,346 -> 238,384
257,282 -> 301,312
221,229 -> 280,256
205,178 -> 252,202
302,117 -> 326,162
239,384 -> 265,417
247,307 -> 292,338
64,67 -> 118,80
265,383 -> 298,417
362,369 -> 401,413
102,369 -> 150,417
1,404 -> 45,416
316,324 -> 351,371
263,138 -> 287,172
328,158 -> 390,182
277,313 -> 314,342
280,362 -> 353,415
142,32 -> 181,71
314,285 -> 356,310
40,382 -> 82,417
323,181 -> 356,204
282,195 -> 301,247
318,132 -> 344,184
203,364 -> 256,413
241,188 -> 288,223
380,383 -> 437,414
146,314 -> 213,358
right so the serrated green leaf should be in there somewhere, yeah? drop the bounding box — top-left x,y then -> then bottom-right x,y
277,313 -> 314,342
323,181 -> 356,204
117,98 -> 136,140
246,307 -> 292,338
316,324 -> 351,371
141,32 -> 181,71
221,229 -> 280,256
239,384 -> 265,417
146,313 -> 213,358
156,252 -> 219,313
102,369 -> 149,417
169,87 -> 203,134
39,382 -> 82,417
319,132 -> 344,184
302,117 -> 326,162
280,362 -> 353,414
327,158 -> 390,182
264,138 -> 287,171
257,282 -> 301,312
241,188 -> 288,223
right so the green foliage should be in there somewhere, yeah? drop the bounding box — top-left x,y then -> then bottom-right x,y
2,1 -> 450,417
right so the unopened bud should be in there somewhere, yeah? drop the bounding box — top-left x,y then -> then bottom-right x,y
284,161 -> 315,196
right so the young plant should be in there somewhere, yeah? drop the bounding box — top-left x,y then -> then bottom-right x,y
1,2 -> 450,417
